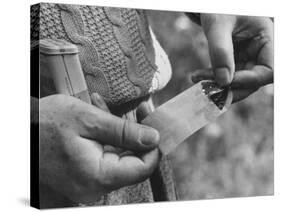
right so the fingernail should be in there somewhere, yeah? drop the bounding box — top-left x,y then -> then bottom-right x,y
140,126 -> 160,146
215,67 -> 231,86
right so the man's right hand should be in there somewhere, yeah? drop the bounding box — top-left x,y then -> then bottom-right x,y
39,94 -> 160,205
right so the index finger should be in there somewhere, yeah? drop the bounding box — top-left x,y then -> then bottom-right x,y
77,106 -> 160,151
231,38 -> 273,89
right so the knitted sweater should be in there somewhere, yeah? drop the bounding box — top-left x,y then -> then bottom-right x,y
31,3 -> 171,106
31,3 -> 176,208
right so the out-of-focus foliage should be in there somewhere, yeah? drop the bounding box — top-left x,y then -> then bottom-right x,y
147,10 -> 273,199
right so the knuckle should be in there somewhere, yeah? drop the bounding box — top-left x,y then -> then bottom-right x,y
79,113 -> 101,134
256,31 -> 272,45
96,164 -> 118,190
120,120 -> 142,149
119,120 -> 128,147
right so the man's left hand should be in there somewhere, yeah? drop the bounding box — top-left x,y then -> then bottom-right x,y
191,14 -> 273,102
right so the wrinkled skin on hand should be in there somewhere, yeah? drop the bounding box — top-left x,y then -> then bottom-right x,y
39,94 -> 160,206
190,14 -> 273,102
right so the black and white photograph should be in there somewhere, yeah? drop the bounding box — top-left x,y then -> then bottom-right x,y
30,2 -> 273,209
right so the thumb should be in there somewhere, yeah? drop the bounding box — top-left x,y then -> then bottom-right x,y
201,14 -> 236,86
80,108 -> 160,151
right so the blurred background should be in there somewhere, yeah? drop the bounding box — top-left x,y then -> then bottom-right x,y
147,10 -> 273,200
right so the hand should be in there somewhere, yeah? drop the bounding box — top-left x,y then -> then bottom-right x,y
191,14 -> 273,102
39,94 -> 160,205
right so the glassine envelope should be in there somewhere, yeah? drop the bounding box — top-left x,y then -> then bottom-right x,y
142,80 -> 233,155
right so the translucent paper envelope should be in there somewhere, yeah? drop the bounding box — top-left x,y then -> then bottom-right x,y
142,80 -> 233,155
